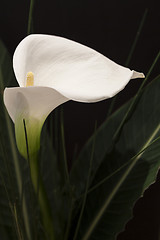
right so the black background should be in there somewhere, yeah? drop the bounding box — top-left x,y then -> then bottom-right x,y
1,0 -> 160,239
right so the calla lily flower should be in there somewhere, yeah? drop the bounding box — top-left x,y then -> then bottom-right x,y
3,34 -> 144,159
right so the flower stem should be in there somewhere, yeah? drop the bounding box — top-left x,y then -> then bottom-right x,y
27,0 -> 35,35
29,154 -> 55,240
23,119 -> 55,240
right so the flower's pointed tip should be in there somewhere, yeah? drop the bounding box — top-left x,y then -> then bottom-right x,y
131,70 -> 145,79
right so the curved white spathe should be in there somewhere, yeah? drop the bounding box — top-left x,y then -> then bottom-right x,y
4,86 -> 68,123
13,34 -> 144,103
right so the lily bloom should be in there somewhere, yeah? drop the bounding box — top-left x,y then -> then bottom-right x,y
3,34 -> 144,159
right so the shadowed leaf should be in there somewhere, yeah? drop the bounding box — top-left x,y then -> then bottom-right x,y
70,75 -> 160,240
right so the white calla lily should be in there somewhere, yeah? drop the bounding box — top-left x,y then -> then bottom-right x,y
4,34 -> 144,159
4,86 -> 68,158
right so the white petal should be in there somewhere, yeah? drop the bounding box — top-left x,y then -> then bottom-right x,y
3,86 -> 68,123
131,70 -> 145,79
13,34 -> 144,102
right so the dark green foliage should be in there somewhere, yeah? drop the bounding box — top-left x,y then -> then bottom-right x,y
70,76 -> 160,240
1,34 -> 160,240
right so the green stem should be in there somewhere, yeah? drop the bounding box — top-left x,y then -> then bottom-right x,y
27,0 -> 35,35
60,108 -> 69,183
23,120 -> 55,240
125,8 -> 148,67
30,155 -> 55,240
107,9 -> 148,117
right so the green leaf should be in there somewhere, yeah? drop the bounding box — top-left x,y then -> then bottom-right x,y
0,39 -> 32,240
70,75 -> 160,240
0,39 -> 19,239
